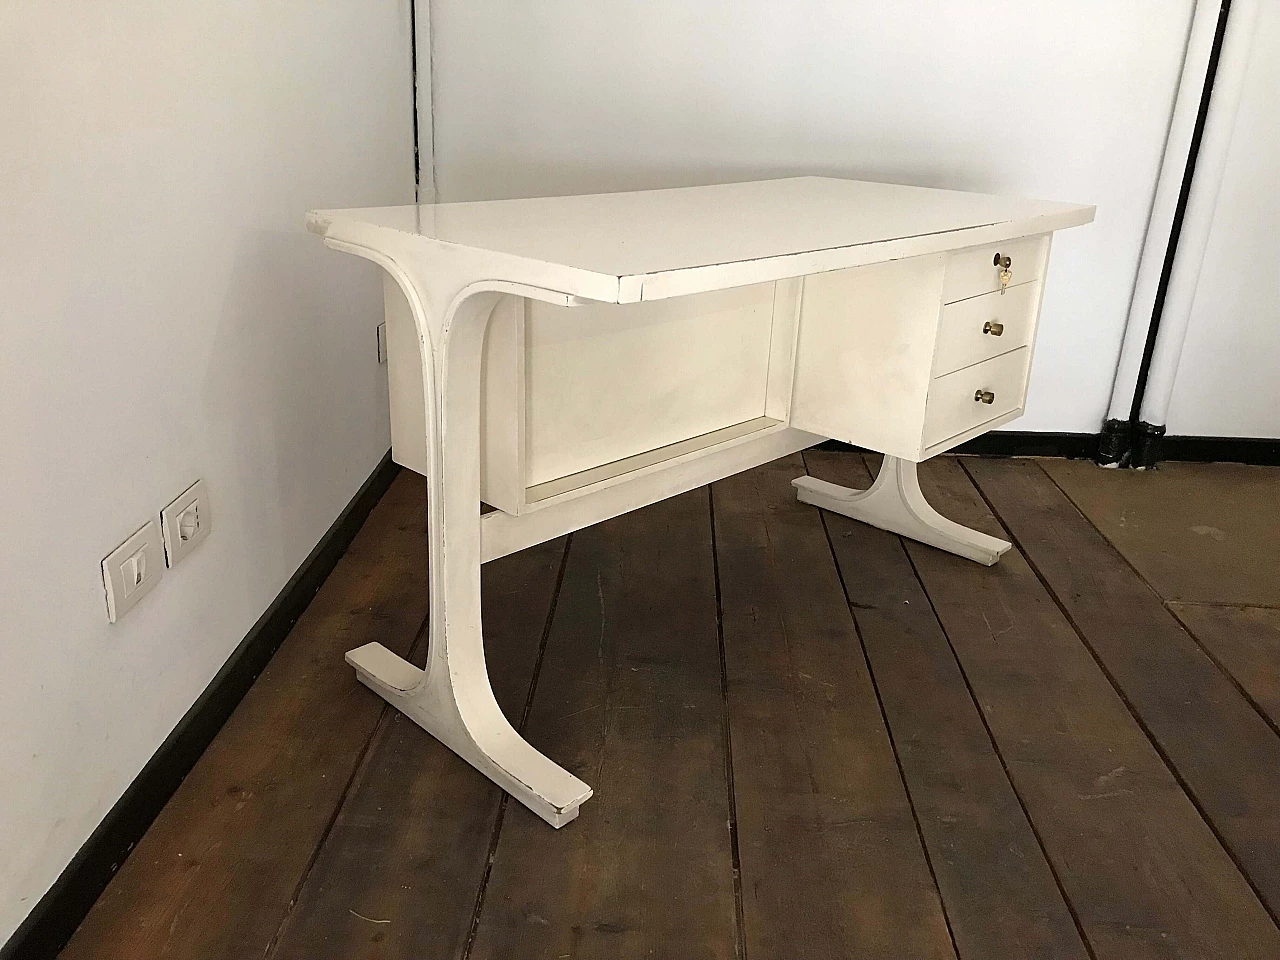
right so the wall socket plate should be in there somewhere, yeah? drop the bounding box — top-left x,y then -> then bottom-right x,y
161,479 -> 210,567
102,521 -> 165,623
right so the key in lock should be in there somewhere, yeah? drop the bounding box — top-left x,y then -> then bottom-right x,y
994,253 -> 1013,294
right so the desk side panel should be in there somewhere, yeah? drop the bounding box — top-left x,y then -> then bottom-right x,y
383,273 -> 429,476
523,284 -> 775,487
480,296 -> 526,513
789,256 -> 945,461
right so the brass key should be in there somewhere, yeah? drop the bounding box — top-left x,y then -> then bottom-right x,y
994,253 -> 1012,294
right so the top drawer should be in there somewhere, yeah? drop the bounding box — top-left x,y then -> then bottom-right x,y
942,235 -> 1045,303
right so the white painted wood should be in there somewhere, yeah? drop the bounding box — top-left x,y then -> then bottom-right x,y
933,282 -> 1040,377
479,295 -> 525,513
793,457 -> 1012,566
778,231 -> 1053,462
484,424 -> 821,564
307,176 -> 1092,828
919,407 -> 1027,460
941,235 -> 1046,303
764,278 -> 803,421
789,256 -> 946,461
923,348 -> 1031,449
523,284 -> 774,486
1012,232 -> 1056,442
527,417 -> 781,503
384,273 -> 429,475
310,178 -> 1093,304
623,219 -> 1068,302
325,235 -> 600,828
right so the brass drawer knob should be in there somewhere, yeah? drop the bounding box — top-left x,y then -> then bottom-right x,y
974,389 -> 996,404
983,320 -> 1005,336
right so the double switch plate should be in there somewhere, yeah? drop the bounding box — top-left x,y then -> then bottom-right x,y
101,479 -> 210,623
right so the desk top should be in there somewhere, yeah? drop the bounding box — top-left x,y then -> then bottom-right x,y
309,177 -> 1093,303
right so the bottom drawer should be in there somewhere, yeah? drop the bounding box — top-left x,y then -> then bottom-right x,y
923,347 -> 1030,448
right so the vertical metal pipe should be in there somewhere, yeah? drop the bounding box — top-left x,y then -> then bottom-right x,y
1103,0 -> 1223,426
1138,0 -> 1259,426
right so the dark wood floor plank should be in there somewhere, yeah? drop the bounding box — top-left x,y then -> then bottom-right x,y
712,454 -> 955,960
1040,459 -> 1280,606
60,472 -> 431,960
908,456 -> 1280,960
468,490 -> 738,960
802,449 -> 1089,960
966,456 -> 1280,922
1169,604 -> 1280,730
268,536 -> 567,960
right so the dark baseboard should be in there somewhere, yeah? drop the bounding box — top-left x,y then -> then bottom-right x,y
3,452 -> 399,960
817,431 -> 1280,466
1159,434 -> 1280,466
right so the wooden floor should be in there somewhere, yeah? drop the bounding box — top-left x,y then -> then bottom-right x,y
61,451 -> 1280,960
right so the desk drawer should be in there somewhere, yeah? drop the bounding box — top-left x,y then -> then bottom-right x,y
934,282 -> 1038,376
943,236 -> 1043,303
924,348 -> 1029,447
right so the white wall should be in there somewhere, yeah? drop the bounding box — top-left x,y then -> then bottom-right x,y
426,0 -> 1196,433
0,1 -> 415,939
1166,3 -> 1280,438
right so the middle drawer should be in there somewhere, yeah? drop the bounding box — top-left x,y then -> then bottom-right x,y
933,281 -> 1038,377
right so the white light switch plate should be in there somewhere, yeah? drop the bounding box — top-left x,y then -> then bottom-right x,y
161,479 -> 211,567
102,521 -> 164,622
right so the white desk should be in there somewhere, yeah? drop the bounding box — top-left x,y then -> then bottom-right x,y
307,177 -> 1094,827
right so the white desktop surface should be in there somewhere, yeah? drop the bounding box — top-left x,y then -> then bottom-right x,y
309,177 -> 1094,302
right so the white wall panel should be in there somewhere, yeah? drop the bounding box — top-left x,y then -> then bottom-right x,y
0,0 -> 415,938
1166,3 -> 1280,438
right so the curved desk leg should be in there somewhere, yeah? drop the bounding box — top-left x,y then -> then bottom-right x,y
347,285 -> 592,828
344,640 -> 592,827
793,455 -> 1011,566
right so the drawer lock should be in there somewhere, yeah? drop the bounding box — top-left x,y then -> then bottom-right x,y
994,253 -> 1013,294
983,320 -> 1005,336
974,389 -> 996,405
